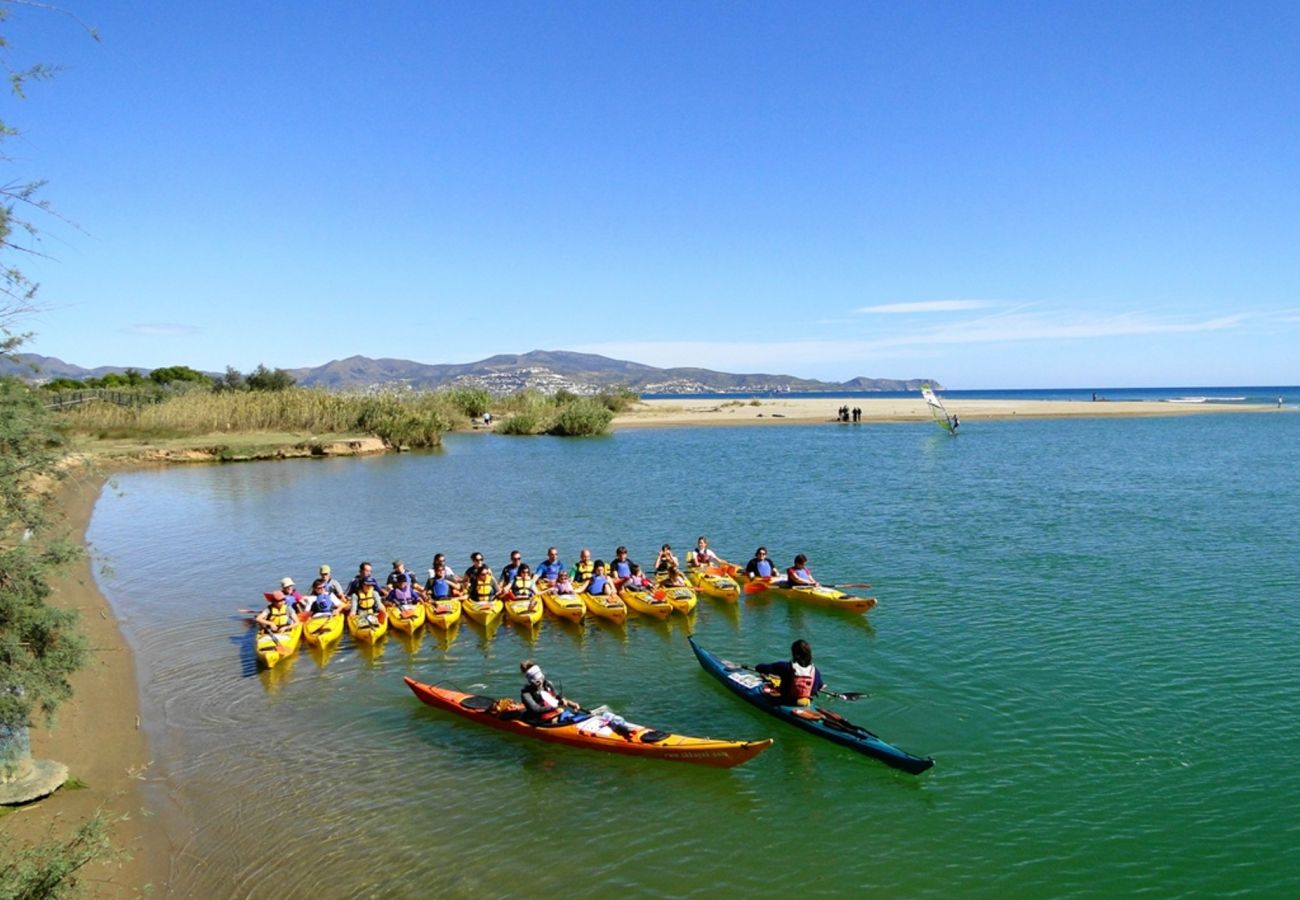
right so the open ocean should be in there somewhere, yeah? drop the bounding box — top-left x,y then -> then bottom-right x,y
88,405 -> 1299,897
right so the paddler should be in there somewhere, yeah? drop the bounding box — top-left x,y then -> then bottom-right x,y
687,536 -> 723,569
346,561 -> 380,598
275,577 -> 307,614
755,639 -> 825,707
518,660 -> 581,724
535,546 -> 565,584
610,546 -> 637,584
464,552 -> 497,604
428,553 -> 461,587
384,568 -> 424,610
744,547 -> 779,582
255,590 -> 297,634
660,564 -> 688,588
785,554 -> 818,588
350,580 -> 384,624
316,565 -> 347,602
307,577 -> 347,617
622,563 -> 654,592
386,559 -> 419,591
550,570 -> 577,595
653,544 -> 680,575
500,563 -> 538,608
424,562 -> 461,600
582,560 -> 616,597
571,548 -> 595,584
499,550 -> 525,587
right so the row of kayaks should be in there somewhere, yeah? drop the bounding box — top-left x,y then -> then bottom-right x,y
403,637 -> 933,774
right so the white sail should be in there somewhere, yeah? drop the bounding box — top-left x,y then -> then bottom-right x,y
920,384 -> 957,433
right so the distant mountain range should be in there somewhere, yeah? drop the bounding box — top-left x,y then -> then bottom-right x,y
3,349 -> 939,394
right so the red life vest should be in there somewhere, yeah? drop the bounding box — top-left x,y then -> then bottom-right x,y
791,662 -> 816,703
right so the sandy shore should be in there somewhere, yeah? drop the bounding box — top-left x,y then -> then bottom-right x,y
3,469 -> 168,897
612,396 -> 1287,428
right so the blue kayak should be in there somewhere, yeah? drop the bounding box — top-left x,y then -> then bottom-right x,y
689,637 -> 935,775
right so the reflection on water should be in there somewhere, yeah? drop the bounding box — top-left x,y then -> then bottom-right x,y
90,418 -> 1300,897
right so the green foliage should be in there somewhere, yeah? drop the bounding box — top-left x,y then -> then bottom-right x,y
245,364 -> 296,392
441,387 -> 491,419
148,364 -> 210,386
0,377 -> 66,531
594,386 -> 639,413
494,413 -> 542,435
0,811 -> 115,900
547,399 -> 614,436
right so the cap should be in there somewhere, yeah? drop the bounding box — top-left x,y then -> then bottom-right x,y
280,577 -> 295,588
319,565 -> 331,574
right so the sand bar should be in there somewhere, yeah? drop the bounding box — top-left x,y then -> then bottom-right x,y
613,396 -> 1287,428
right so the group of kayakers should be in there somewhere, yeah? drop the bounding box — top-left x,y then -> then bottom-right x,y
257,537 -> 831,635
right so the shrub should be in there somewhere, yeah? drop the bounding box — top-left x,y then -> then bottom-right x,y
594,386 -> 639,413
547,399 -> 613,436
441,387 -> 491,419
494,414 -> 543,435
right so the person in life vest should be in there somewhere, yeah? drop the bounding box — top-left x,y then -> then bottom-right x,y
464,553 -> 497,604
755,639 -> 825,707
535,547 -> 565,584
351,581 -> 384,624
654,544 -> 680,575
384,570 -> 423,611
501,563 -> 538,610
660,564 -> 688,588
274,577 -> 307,614
255,591 -> 297,634
550,570 -> 577,595
688,536 -> 723,569
582,561 -> 616,597
424,562 -> 461,600
316,565 -> 347,602
518,660 -> 581,724
744,547 -> 779,581
387,560 -> 422,595
609,546 -> 637,584
621,563 -> 654,592
570,548 -> 595,585
346,562 -> 380,600
785,554 -> 818,588
307,578 -> 347,617
427,553 -> 461,590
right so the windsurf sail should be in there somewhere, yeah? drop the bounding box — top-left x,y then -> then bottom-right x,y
920,384 -> 958,434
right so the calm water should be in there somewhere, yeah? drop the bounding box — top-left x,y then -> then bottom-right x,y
88,413 -> 1300,898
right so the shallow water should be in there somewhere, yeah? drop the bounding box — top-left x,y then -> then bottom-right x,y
89,414 -> 1300,897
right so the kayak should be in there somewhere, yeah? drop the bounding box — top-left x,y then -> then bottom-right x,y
620,586 -> 673,619
538,586 -> 585,623
423,596 -> 462,629
577,586 -> 627,624
688,637 -> 933,775
301,612 -> 344,648
745,581 -> 877,613
387,601 -> 427,634
688,567 -> 740,602
255,621 -> 302,669
461,597 -> 504,627
403,677 -> 773,768
658,584 -> 698,615
504,595 -> 544,627
347,609 -> 388,644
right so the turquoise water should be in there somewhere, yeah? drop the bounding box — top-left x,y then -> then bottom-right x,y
88,413 -> 1300,897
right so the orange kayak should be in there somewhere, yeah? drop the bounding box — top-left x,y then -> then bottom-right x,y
403,678 -> 772,768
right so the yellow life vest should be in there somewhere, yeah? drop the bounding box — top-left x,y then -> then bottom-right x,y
574,559 -> 594,582
355,587 -> 379,612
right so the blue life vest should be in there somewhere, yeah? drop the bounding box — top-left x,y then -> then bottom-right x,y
754,560 -> 775,578
428,577 -> 452,599
612,559 -> 632,579
586,574 -> 609,595
311,594 -> 336,616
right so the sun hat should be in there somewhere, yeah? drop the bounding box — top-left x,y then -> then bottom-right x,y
280,577 -> 295,588
319,565 -> 331,574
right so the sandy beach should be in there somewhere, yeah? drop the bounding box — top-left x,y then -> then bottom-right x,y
612,396 -> 1287,428
3,469 -> 168,897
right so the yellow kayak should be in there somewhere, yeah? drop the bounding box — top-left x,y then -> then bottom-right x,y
255,620 -> 303,669
688,567 -> 740,602
749,582 -> 878,613
504,595 -> 543,627
461,597 -> 504,626
423,596 -> 462,629
578,584 -> 627,624
620,586 -> 673,619
301,612 -> 344,648
658,584 -> 698,615
538,586 -> 585,623
387,601 -> 427,634
347,609 -> 389,644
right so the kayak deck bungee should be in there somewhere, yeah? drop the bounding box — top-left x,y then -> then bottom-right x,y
301,612 -> 344,648
387,602 -> 427,634
658,584 -> 698,615
461,597 -> 504,626
347,609 -> 388,644
255,621 -> 302,669
620,586 -> 673,619
688,567 -> 740,602
688,637 -> 933,775
538,586 -> 586,623
403,677 -> 772,768
504,595 -> 544,627
423,596 -> 462,629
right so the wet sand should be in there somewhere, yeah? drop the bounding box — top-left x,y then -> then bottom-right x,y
3,469 -> 168,897
612,396 -> 1286,428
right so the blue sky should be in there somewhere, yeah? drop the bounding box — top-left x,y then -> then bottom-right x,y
7,1 -> 1298,387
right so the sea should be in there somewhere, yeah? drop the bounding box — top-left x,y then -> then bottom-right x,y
86,400 -> 1300,898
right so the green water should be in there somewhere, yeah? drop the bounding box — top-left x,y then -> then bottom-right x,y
88,415 -> 1300,897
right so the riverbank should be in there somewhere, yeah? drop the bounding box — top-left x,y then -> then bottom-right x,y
2,469 -> 168,897
611,396 -> 1288,427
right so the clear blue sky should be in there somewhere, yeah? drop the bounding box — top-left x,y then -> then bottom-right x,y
8,1 -> 1299,387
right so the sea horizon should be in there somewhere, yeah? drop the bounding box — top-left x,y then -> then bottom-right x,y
644,384 -> 1298,404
